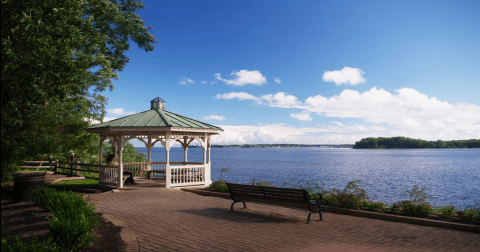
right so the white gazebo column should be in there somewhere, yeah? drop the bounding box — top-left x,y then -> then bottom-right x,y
208,137 -> 211,164
147,136 -> 153,171
117,136 -> 125,188
206,136 -> 212,185
164,132 -> 172,188
99,136 -> 106,165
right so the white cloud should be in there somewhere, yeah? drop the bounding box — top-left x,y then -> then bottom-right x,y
203,114 -> 226,121
259,92 -> 302,108
290,111 -> 312,121
107,108 -> 135,116
304,87 -> 480,140
333,121 -> 344,127
274,77 -> 281,83
211,124 -> 385,145
215,92 -> 259,101
201,81 -> 207,84
215,70 -> 267,86
103,117 -> 117,122
215,87 -> 480,141
322,66 -> 366,85
178,77 -> 194,85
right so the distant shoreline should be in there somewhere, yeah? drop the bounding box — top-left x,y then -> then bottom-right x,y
199,144 -> 353,148
353,137 -> 480,149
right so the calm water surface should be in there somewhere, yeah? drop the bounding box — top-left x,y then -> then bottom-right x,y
137,147 -> 480,209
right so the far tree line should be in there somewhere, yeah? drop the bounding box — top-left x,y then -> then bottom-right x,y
353,137 -> 480,149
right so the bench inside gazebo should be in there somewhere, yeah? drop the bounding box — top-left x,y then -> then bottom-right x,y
86,97 -> 223,189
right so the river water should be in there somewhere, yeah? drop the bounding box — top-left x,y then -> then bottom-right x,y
137,147 -> 480,209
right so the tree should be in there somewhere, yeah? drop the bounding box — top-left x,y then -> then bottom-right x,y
1,0 -> 156,181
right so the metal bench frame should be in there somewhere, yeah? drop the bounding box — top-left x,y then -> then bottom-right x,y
226,183 -> 323,223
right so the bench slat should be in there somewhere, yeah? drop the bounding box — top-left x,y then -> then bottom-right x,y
262,187 -> 307,193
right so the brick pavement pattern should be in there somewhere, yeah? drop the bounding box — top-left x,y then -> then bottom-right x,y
86,188 -> 480,252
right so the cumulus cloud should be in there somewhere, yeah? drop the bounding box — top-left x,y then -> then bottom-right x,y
103,117 -> 117,122
322,66 -> 366,85
178,77 -> 194,85
290,111 -> 312,121
215,70 -> 267,86
304,87 -> 480,140
215,92 -> 301,108
203,114 -> 226,121
274,77 -> 281,83
211,124 -> 384,145
215,92 -> 259,101
259,92 -> 302,108
215,87 -> 480,141
107,108 -> 135,116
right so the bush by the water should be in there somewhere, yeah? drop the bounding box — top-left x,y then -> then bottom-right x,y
207,178 -> 479,222
206,180 -> 229,193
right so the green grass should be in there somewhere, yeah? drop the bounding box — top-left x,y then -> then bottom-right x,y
53,179 -> 99,187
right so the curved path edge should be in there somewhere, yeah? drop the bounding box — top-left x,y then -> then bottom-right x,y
181,188 -> 480,233
101,213 -> 140,252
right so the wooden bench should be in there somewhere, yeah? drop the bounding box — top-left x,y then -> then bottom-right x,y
226,183 -> 323,223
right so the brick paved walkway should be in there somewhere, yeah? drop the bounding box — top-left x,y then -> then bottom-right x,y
87,188 -> 480,252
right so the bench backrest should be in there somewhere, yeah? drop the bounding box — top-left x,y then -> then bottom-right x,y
226,183 -> 310,205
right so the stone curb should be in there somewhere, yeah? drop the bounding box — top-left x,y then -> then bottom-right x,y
181,188 -> 480,233
101,214 -> 140,252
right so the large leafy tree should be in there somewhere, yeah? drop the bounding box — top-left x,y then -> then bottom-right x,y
1,0 -> 156,180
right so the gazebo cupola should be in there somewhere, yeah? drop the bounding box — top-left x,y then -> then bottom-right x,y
151,97 -> 165,110
86,97 -> 223,189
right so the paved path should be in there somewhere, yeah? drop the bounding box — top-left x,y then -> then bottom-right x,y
86,188 -> 479,252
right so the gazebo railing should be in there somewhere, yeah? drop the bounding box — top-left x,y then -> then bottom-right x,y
170,164 -> 205,187
123,162 -> 149,179
99,165 -> 118,185
100,162 -> 208,187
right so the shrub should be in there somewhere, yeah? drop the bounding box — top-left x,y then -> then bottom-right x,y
389,202 -> 401,213
48,207 -> 99,251
328,180 -> 369,209
401,201 -> 433,217
206,180 -> 229,193
361,200 -> 387,211
456,207 -> 480,221
281,178 -> 325,195
438,205 -> 457,219
248,179 -> 276,187
30,187 -> 100,251
1,236 -> 61,252
322,193 -> 339,206
404,185 -> 432,204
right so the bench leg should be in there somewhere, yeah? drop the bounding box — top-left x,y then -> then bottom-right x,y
307,210 -> 323,223
230,200 -> 246,211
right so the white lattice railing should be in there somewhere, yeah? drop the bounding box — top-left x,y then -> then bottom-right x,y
170,165 -> 205,186
123,162 -> 148,178
99,166 -> 118,185
99,162 -> 208,187
151,162 -> 166,178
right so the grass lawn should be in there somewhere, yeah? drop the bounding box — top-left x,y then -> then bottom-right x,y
53,178 -> 99,188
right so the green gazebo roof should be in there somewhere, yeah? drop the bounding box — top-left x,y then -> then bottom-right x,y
86,98 -> 223,131
87,109 -> 223,130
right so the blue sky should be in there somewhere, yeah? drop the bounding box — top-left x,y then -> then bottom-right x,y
101,0 -> 480,146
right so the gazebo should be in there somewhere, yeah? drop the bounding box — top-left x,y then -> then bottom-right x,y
85,97 -> 223,188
